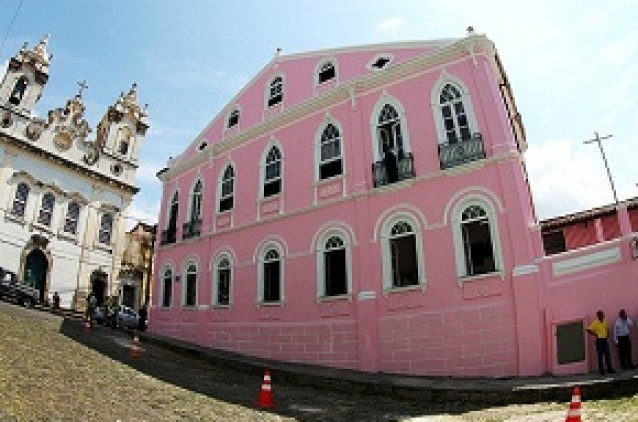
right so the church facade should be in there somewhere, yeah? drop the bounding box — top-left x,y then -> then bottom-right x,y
0,37 -> 148,310
149,30 -> 638,377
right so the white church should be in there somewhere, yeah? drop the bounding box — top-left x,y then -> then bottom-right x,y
0,36 -> 148,310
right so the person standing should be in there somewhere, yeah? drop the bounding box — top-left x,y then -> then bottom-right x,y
614,309 -> 635,370
587,310 -> 615,375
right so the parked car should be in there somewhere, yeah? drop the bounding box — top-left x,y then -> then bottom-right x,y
94,304 -> 140,329
0,267 -> 40,307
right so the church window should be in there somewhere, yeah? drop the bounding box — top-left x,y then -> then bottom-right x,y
439,83 -> 472,143
37,192 -> 55,226
184,262 -> 197,307
98,212 -> 114,245
263,145 -> 282,197
219,165 -> 235,212
267,76 -> 283,107
11,182 -> 30,217
64,201 -> 81,235
318,123 -> 343,180
9,77 -> 28,106
162,267 -> 173,308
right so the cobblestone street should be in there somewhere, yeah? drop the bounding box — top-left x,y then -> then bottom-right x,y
2,301 -> 638,421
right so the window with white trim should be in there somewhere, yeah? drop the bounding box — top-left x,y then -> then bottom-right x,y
439,83 -> 471,143
227,108 -> 240,129
263,145 -> 282,197
377,104 -> 404,155
461,205 -> 496,276
11,182 -> 30,217
162,267 -> 172,307
267,76 -> 283,107
319,123 -> 343,180
318,60 -> 336,84
214,256 -> 231,306
190,180 -> 202,222
64,201 -> 80,234
167,191 -> 179,232
219,165 -> 235,212
184,262 -> 197,307
98,213 -> 114,245
389,221 -> 419,288
321,235 -> 348,297
37,192 -> 55,226
260,248 -> 281,303
9,76 -> 28,106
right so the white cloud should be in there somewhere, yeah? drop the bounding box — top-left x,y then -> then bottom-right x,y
376,18 -> 406,36
126,200 -> 160,229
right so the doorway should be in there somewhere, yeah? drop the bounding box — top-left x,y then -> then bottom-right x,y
23,249 -> 48,302
90,271 -> 107,307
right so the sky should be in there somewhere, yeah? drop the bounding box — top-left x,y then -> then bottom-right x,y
1,0 -> 636,225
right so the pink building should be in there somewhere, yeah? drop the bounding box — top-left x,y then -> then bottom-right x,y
150,30 -> 638,378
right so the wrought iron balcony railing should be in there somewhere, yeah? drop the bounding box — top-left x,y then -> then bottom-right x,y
372,152 -> 415,188
438,132 -> 486,170
182,219 -> 202,240
160,228 -> 177,245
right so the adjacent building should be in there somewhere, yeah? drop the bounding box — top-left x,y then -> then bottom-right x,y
149,29 -> 638,377
0,36 -> 149,310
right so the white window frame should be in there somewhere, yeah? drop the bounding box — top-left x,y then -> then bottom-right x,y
315,229 -> 352,299
431,74 -> 479,145
256,242 -> 285,304
450,196 -> 503,284
11,181 -> 30,218
161,265 -> 173,308
188,178 -> 203,223
260,141 -> 283,199
182,260 -> 198,307
314,57 -> 339,86
370,96 -> 412,162
314,119 -> 345,181
218,163 -> 235,213
37,191 -> 56,227
212,252 -> 233,307
380,213 -> 426,292
98,212 -> 114,245
63,200 -> 81,235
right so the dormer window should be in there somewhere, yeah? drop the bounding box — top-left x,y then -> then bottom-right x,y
367,54 -> 394,71
9,76 -> 28,106
267,76 -> 283,107
227,108 -> 240,129
318,61 -> 336,84
198,141 -> 207,151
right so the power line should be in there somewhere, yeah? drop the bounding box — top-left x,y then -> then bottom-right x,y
0,0 -> 24,59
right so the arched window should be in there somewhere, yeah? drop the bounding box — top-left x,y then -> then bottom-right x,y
461,205 -> 496,276
162,267 -> 173,308
98,212 -> 114,245
260,248 -> 281,303
11,182 -> 30,217
319,123 -> 343,180
37,192 -> 55,226
389,221 -> 419,288
64,201 -> 81,234
263,146 -> 282,197
118,127 -> 132,155
219,165 -> 235,212
184,262 -> 197,307
163,191 -> 179,244
377,104 -> 404,155
322,236 -> 348,297
267,76 -> 283,107
9,76 -> 28,106
190,180 -> 202,222
214,256 -> 232,306
439,83 -> 471,143
227,108 -> 240,129
318,61 -> 336,84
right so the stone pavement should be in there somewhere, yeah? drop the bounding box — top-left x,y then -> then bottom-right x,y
138,329 -> 638,406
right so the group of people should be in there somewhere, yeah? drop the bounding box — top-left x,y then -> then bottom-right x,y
587,309 -> 636,375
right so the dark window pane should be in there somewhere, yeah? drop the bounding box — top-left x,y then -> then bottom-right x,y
218,268 -> 230,305
263,261 -> 280,302
219,196 -> 234,212
263,180 -> 281,197
390,234 -> 419,287
325,249 -> 347,296
462,220 -> 495,276
319,159 -> 342,180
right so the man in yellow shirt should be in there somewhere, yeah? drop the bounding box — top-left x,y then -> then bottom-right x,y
587,310 -> 615,375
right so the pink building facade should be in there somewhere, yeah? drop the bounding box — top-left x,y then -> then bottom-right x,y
150,31 -> 638,377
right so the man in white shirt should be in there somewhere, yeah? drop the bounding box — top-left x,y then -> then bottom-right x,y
614,309 -> 636,370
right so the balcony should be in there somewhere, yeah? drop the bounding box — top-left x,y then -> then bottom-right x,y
182,219 -> 202,240
160,228 -> 177,245
372,152 -> 415,188
438,132 -> 486,170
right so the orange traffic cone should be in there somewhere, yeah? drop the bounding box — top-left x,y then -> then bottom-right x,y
565,386 -> 582,421
257,370 -> 274,409
130,334 -> 141,358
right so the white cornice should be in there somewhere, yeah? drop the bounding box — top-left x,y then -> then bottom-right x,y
161,35 -> 497,181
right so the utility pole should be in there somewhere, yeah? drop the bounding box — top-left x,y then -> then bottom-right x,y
584,131 -> 619,205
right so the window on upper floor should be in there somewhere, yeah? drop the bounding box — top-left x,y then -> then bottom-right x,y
9,76 -> 28,106
161,191 -> 179,245
318,61 -> 336,84
214,255 -> 232,306
64,201 -> 81,235
37,192 -> 55,227
118,127 -> 132,155
183,262 -> 198,307
190,180 -> 202,223
439,83 -> 472,144
11,182 -> 30,217
263,146 -> 282,198
162,267 -> 173,308
367,54 -> 393,71
227,108 -> 240,129
98,212 -> 114,245
542,230 -> 567,256
319,123 -> 343,180
267,76 -> 283,107
219,165 -> 235,213
461,205 -> 496,276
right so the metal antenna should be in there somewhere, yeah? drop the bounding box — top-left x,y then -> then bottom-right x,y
584,131 -> 618,205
